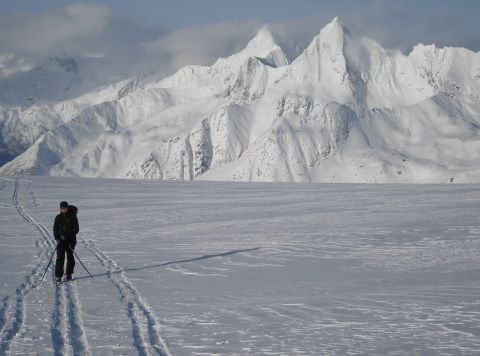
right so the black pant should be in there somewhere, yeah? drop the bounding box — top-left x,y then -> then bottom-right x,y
55,240 -> 76,278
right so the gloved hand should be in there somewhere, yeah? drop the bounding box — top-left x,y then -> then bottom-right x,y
60,235 -> 65,241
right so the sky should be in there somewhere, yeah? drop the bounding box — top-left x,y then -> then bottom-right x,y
1,0 -> 479,80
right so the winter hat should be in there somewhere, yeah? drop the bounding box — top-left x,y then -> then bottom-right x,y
60,201 -> 69,208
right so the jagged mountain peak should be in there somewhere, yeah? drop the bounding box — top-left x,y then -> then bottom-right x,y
282,17 -> 354,97
212,25 -> 287,70
308,17 -> 351,53
323,17 -> 350,35
244,25 -> 279,54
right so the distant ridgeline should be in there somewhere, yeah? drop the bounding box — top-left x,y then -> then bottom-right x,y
1,18 -> 479,183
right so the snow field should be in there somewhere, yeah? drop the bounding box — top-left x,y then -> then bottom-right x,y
0,176 -> 479,355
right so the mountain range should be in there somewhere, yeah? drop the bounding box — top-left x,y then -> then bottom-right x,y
1,18 -> 479,183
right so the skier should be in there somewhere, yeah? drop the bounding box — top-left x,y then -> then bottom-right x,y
53,201 -> 79,284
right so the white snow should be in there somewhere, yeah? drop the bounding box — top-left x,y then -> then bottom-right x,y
1,175 -> 480,355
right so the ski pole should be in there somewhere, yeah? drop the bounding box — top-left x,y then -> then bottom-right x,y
68,244 -> 94,279
39,244 -> 58,284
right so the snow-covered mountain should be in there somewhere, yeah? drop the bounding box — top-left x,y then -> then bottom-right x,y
0,55 -> 134,165
1,18 -> 480,182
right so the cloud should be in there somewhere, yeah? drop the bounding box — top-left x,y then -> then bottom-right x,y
336,1 -> 480,53
0,3 -> 160,81
141,20 -> 261,71
0,4 -> 111,54
0,4 -> 262,81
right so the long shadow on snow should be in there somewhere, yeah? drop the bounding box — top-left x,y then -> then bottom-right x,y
75,247 -> 261,280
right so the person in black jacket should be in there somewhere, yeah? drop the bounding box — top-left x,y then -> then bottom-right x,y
53,201 -> 79,283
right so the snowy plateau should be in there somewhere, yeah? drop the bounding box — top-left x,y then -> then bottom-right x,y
1,18 -> 480,183
0,176 -> 480,355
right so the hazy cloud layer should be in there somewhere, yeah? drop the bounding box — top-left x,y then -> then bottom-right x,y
0,2 -> 479,83
141,20 -> 261,69
0,4 -> 111,54
342,1 -> 480,53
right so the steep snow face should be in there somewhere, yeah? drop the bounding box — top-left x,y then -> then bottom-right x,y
124,104 -> 253,180
0,77 -> 143,166
225,56 -> 287,103
1,18 -> 480,183
210,25 -> 289,78
200,100 -> 366,182
0,105 -> 62,164
284,17 -> 355,102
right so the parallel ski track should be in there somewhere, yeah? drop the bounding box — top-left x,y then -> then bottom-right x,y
82,237 -> 172,356
3,177 -> 170,355
31,211 -> 91,356
0,178 -> 50,353
0,177 -> 91,355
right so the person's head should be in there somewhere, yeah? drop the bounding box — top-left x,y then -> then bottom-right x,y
59,201 -> 69,213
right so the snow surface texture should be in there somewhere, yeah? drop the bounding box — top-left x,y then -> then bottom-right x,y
1,175 -> 480,355
1,18 -> 480,182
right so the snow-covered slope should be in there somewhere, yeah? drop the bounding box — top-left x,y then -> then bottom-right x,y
1,19 -> 480,182
0,56 -> 136,165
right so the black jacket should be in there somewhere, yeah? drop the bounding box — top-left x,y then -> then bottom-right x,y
53,206 -> 79,243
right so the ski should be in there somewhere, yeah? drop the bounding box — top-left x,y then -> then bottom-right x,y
56,280 -> 73,286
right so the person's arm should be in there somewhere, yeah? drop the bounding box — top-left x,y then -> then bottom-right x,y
72,215 -> 79,236
53,215 -> 60,241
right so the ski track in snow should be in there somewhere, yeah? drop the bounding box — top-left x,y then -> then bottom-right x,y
82,237 -> 172,356
1,176 -> 170,355
0,178 -> 48,354
27,181 -> 41,207
65,282 -> 91,355
0,296 -> 9,336
0,177 -> 91,355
